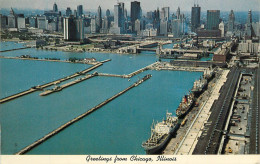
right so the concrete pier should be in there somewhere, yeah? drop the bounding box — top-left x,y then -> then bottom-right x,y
15,74 -> 152,155
39,74 -> 97,96
0,56 -> 97,65
0,62 -> 106,104
0,47 -> 30,52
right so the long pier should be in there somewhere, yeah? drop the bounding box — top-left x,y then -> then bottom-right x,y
0,56 -> 97,65
39,74 -> 97,96
15,74 -> 152,155
125,63 -> 155,78
0,47 -> 30,53
0,62 -> 105,104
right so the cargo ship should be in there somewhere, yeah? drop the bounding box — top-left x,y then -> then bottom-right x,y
176,93 -> 194,118
191,78 -> 208,96
142,112 -> 179,154
203,68 -> 215,82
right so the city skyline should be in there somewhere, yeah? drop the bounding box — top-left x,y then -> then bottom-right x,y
0,0 -> 259,12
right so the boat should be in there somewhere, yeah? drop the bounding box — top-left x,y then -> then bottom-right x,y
203,68 -> 215,82
191,78 -> 208,96
176,92 -> 194,118
142,112 -> 179,154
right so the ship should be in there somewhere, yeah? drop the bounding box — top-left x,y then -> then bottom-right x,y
142,112 -> 179,154
191,78 -> 208,96
203,68 -> 215,82
176,92 -> 194,118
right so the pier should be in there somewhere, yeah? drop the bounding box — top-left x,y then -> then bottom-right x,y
15,74 -> 152,155
125,63 -> 155,78
97,73 -> 125,78
39,74 -> 97,96
0,47 -> 30,53
0,56 -> 111,65
0,62 -> 106,104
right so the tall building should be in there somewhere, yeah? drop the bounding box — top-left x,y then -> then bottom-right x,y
228,10 -> 235,32
17,17 -> 25,29
8,8 -> 17,28
219,21 -> 225,37
77,5 -> 83,17
114,2 -> 125,33
135,19 -> 141,35
245,10 -> 253,38
131,1 -> 141,31
106,9 -> 110,17
74,10 -> 77,17
176,7 -> 180,19
66,7 -> 72,16
91,17 -> 97,33
64,16 -> 84,41
29,17 -> 37,28
206,10 -> 220,30
37,16 -> 47,30
172,19 -> 182,38
53,3 -> 58,12
160,20 -> 168,36
0,14 -> 8,30
97,6 -> 102,32
191,4 -> 201,32
160,7 -> 170,21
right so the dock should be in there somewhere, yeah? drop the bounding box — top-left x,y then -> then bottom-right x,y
15,74 -> 152,155
125,63 -> 155,78
39,74 -> 97,96
0,62 -> 106,104
0,56 -> 111,65
0,47 -> 30,53
0,56 -> 96,65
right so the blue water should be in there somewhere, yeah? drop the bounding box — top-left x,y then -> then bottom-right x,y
0,42 -> 202,154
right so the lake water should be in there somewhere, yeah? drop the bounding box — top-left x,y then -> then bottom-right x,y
0,41 -> 202,154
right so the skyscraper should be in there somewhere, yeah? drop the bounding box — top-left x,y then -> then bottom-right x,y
228,10 -> 235,32
206,10 -> 220,30
97,6 -> 102,32
245,10 -> 253,38
53,3 -> 58,12
114,2 -> 125,32
77,5 -> 83,17
66,7 -> 72,16
191,4 -> 201,32
64,16 -> 84,41
106,9 -> 110,17
131,1 -> 141,31
160,7 -> 170,21
176,7 -> 180,19
8,8 -> 17,28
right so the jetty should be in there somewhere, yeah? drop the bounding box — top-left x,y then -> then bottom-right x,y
15,74 -> 152,155
0,47 -> 30,53
40,73 -> 97,96
0,62 -> 106,104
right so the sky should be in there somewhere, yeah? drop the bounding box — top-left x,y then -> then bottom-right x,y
0,0 -> 259,12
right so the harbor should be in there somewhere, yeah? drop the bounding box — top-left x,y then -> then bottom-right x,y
15,74 -> 152,155
0,62 -> 105,103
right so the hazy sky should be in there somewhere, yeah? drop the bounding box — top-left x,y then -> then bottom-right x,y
1,0 -> 259,12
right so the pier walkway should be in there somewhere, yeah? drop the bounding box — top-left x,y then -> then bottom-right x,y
0,56 -> 111,65
0,62 -> 105,104
15,74 -> 152,155
0,47 -> 30,53
39,74 -> 97,96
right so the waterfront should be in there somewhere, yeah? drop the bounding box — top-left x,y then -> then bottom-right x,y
0,42 -> 202,154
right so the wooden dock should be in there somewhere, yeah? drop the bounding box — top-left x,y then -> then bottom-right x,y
15,74 -> 152,155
